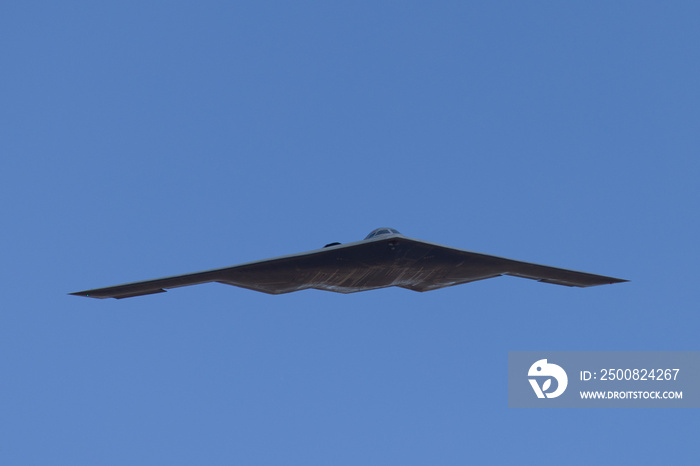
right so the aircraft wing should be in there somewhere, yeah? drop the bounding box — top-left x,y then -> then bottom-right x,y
392,238 -> 627,291
69,243 -> 359,299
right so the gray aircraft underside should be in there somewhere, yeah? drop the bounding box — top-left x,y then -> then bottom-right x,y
71,228 -> 627,299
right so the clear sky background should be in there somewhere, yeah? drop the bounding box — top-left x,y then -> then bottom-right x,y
2,1 -> 699,464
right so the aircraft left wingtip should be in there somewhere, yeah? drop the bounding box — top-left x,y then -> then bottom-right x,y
69,291 -> 98,298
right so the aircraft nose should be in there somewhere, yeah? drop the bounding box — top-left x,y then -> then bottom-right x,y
365,227 -> 401,239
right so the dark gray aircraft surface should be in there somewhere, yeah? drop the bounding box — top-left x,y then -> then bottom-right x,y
70,227 -> 626,299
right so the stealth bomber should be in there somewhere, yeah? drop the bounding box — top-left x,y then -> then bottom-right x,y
70,227 -> 626,299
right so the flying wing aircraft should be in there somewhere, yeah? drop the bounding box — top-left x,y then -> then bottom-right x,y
70,227 -> 627,299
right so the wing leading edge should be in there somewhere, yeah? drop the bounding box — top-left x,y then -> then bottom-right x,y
70,234 -> 627,299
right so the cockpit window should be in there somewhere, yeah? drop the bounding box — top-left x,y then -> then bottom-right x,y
365,227 -> 401,239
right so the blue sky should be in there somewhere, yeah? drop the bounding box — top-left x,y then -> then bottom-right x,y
2,1 -> 699,464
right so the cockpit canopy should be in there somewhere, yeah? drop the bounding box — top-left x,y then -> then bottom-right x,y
365,227 -> 401,240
